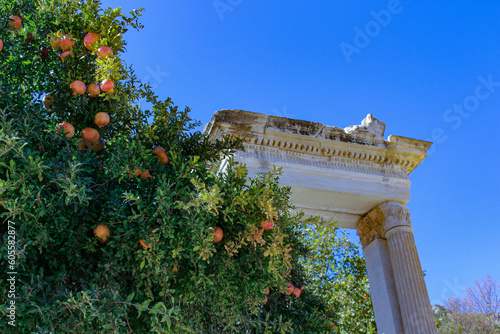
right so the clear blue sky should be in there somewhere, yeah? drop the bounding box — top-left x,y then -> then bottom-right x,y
101,0 -> 500,305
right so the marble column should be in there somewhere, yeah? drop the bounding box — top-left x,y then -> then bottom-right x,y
379,202 -> 437,334
358,213 -> 404,334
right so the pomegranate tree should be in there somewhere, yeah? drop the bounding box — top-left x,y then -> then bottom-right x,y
0,2 -> 317,333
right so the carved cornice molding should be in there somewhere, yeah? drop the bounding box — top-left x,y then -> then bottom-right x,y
238,143 -> 408,179
239,136 -> 416,177
204,109 -> 432,177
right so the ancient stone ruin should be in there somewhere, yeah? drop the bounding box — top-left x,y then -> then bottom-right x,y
204,109 -> 437,334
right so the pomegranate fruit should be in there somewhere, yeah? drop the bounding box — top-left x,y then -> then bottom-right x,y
44,95 -> 54,109
81,127 -> 100,143
83,32 -> 100,51
97,46 -> 113,59
49,35 -> 61,50
260,220 -> 274,230
57,122 -> 75,138
153,146 -> 169,164
60,51 -> 73,61
8,16 -> 22,32
211,227 -> 223,243
70,80 -> 86,96
157,152 -> 169,165
100,79 -> 114,93
59,35 -> 75,51
94,224 -> 110,242
152,146 -> 165,155
94,112 -> 110,128
78,139 -> 90,150
140,170 -> 153,180
24,32 -> 34,44
87,83 -> 100,97
90,139 -> 105,152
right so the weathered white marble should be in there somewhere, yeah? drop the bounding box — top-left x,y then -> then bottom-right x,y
344,113 -> 386,137
363,238 -> 404,334
382,203 -> 437,333
361,202 -> 437,334
204,110 -> 436,333
204,110 -> 431,229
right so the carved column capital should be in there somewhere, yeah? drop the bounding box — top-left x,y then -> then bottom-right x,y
357,213 -> 385,248
378,201 -> 411,233
357,201 -> 412,248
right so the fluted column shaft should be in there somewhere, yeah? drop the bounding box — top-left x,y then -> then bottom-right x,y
358,215 -> 404,334
381,202 -> 437,334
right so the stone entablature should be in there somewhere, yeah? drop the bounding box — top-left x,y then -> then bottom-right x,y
204,110 -> 432,229
204,109 -> 431,175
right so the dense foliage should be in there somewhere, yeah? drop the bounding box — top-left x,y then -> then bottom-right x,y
0,0 -> 376,332
260,223 -> 377,333
301,226 -> 376,333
